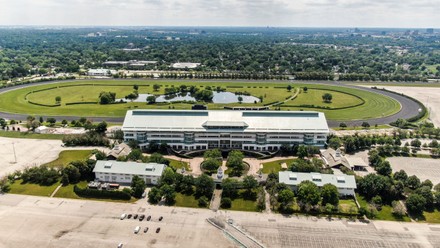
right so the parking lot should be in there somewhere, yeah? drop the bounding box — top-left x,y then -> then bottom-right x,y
387,157 -> 440,185
1,194 -> 440,248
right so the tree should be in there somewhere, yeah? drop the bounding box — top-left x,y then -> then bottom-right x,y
195,174 -> 214,198
303,87 -> 308,92
339,122 -> 347,129
321,183 -> 339,206
55,96 -> 61,104
179,175 -> 195,194
146,95 -> 156,104
297,180 -> 320,207
198,196 -> 209,207
93,121 -> 107,134
46,118 -> 56,125
421,179 -> 433,189
392,201 -> 406,217
226,150 -> 244,177
148,187 -> 162,204
127,149 -> 143,161
277,189 -> 295,210
376,161 -> 392,177
361,122 -> 370,129
411,139 -> 422,148
357,174 -> 391,199
368,149 -> 382,167
221,197 -> 232,208
322,93 -> 333,103
221,178 -> 239,199
133,84 -> 139,90
160,184 -> 176,205
148,152 -> 170,165
153,84 -> 161,91
297,145 -> 308,159
393,170 -> 408,182
131,175 -> 146,198
204,149 -> 222,159
237,96 -> 243,103
159,167 -> 175,186
99,91 -> 116,104
287,85 -> 292,91
63,165 -> 81,184
406,193 -> 426,215
406,175 -> 421,190
202,158 -> 221,172
242,176 -> 258,196
415,186 -> 434,208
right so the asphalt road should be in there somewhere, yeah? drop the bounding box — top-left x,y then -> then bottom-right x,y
0,79 -> 423,127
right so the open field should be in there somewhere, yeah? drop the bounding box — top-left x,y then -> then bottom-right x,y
42,150 -> 93,168
0,130 -> 64,140
357,194 -> 411,222
8,179 -> 59,197
1,194 -> 439,248
0,80 -> 401,121
261,158 -> 294,174
174,192 -> 201,208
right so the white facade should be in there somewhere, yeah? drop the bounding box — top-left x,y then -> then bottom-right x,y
122,110 -> 329,151
87,68 -> 116,76
279,172 -> 357,196
93,161 -> 166,185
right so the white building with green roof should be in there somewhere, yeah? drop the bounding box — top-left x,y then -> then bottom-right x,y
93,160 -> 166,185
122,110 -> 329,151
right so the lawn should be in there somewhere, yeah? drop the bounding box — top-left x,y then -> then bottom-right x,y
9,179 -> 59,197
174,192 -> 202,208
338,199 -> 359,214
42,150 -> 93,168
422,209 -> 440,223
53,181 -> 87,199
229,197 -> 259,212
168,158 -> 191,171
0,80 -> 400,121
0,130 -> 64,140
261,159 -> 295,174
356,194 -> 411,222
290,88 -> 363,108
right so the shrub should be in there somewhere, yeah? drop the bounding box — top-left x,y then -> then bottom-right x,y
73,185 -> 131,200
198,196 -> 209,207
221,197 -> 232,208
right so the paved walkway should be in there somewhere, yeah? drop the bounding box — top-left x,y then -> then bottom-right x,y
49,184 -> 62,198
210,189 -> 222,211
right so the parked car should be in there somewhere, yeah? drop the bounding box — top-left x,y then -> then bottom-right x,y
156,227 -> 161,233
120,213 -> 127,220
127,214 -> 132,219
159,216 -> 163,221
117,243 -> 123,248
133,214 -> 138,219
134,226 -> 140,234
139,214 -> 145,221
143,227 -> 149,233
147,215 -> 151,221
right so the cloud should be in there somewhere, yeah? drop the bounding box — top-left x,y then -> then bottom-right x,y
0,0 -> 438,27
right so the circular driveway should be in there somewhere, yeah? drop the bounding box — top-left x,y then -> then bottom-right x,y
0,79 -> 424,127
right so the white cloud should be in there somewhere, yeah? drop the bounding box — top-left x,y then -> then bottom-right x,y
0,0 -> 438,27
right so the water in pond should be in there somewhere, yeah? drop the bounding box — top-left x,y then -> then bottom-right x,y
118,91 -> 260,104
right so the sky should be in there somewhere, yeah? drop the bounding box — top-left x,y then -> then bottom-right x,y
0,0 -> 439,28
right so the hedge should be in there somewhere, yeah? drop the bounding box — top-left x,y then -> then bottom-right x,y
73,185 -> 131,200
65,101 -> 98,105
28,100 -> 60,107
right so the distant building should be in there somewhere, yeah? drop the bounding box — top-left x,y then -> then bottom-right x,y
93,160 -> 166,185
87,68 -> 115,76
321,148 -> 351,170
107,143 -> 132,160
103,60 -> 157,67
427,28 -> 434,34
172,62 -> 201,69
278,172 -> 356,196
122,110 -> 329,151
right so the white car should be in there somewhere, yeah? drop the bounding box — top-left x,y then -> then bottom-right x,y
134,226 -> 140,234
120,213 -> 127,220
117,243 -> 123,248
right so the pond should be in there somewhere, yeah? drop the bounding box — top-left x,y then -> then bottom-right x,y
119,91 -> 260,104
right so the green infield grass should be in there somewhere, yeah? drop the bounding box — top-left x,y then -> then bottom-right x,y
42,150 -> 93,168
0,80 -> 401,121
